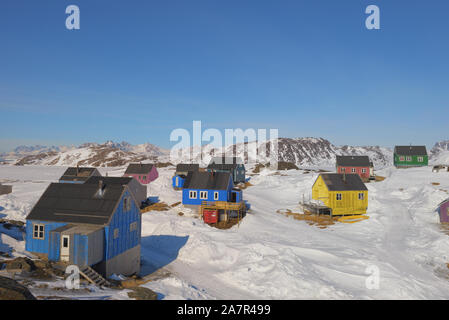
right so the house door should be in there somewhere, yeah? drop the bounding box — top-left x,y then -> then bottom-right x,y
61,235 -> 70,262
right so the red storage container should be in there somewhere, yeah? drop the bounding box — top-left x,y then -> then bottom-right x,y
203,209 -> 218,224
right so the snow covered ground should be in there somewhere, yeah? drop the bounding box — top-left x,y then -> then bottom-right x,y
1,164 -> 449,299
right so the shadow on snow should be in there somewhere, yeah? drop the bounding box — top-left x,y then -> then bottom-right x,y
140,235 -> 189,277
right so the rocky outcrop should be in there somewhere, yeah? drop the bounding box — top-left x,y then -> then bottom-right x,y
0,276 -> 36,300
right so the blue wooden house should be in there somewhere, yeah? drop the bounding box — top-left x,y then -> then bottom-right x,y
207,157 -> 246,184
25,177 -> 142,278
172,164 -> 199,190
182,171 -> 242,208
59,167 -> 101,184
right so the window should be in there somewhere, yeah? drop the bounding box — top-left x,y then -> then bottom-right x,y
200,191 -> 208,199
358,193 -> 364,200
399,156 -> 405,161
406,156 -> 412,162
62,237 -> 69,248
114,228 -> 119,239
189,191 -> 197,199
33,224 -> 45,240
418,157 -> 423,162
214,192 -> 219,200
351,168 -> 356,173
123,197 -> 131,212
361,168 -> 366,173
130,222 -> 138,232
336,193 -> 342,201
341,168 -> 346,173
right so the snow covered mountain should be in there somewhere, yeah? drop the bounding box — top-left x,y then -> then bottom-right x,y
430,140 -> 449,164
170,137 -> 393,169
12,141 -> 169,167
9,137 -> 449,169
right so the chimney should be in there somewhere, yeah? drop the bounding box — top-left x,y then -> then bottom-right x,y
98,179 -> 105,197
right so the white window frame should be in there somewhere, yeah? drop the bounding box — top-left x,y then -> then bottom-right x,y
189,191 -> 197,199
406,156 -> 412,162
358,193 -> 364,200
351,168 -> 356,173
200,191 -> 208,200
361,168 -> 366,173
214,192 -> 219,200
33,224 -> 45,240
336,193 -> 342,201
341,167 -> 346,173
418,156 -> 423,162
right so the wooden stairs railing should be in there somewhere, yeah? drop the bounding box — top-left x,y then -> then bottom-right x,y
79,266 -> 111,288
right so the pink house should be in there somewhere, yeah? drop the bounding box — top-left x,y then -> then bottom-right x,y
123,163 -> 158,185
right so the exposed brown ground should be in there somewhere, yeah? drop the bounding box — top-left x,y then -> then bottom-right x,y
237,181 -> 253,190
276,209 -> 337,229
432,182 -> 441,186
374,175 -> 386,182
209,219 -> 243,230
141,202 -> 170,212
170,202 -> 181,207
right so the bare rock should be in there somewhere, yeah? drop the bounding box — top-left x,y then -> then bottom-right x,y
127,287 -> 158,300
0,276 -> 36,300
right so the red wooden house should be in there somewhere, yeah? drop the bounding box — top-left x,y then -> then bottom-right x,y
336,156 -> 373,181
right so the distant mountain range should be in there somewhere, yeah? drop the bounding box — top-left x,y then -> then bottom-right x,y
2,138 -> 448,168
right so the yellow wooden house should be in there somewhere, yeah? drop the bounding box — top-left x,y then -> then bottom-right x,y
312,173 -> 368,216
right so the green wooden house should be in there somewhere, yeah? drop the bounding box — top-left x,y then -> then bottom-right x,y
393,146 -> 428,168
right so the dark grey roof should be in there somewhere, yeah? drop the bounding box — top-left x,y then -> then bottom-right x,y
319,173 -> 367,191
59,176 -> 91,183
26,182 -> 126,225
124,163 -> 154,174
59,167 -> 99,182
183,171 -> 231,190
176,164 -> 199,172
207,163 -> 237,171
394,146 -> 427,156
85,176 -> 134,186
336,156 -> 371,167
61,167 -> 98,177
210,157 -> 243,165
207,157 -> 244,171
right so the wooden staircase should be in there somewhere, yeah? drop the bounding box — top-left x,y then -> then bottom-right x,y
79,266 -> 111,288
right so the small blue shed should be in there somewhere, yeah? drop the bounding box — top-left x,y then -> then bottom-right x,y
25,177 -> 142,278
172,175 -> 186,189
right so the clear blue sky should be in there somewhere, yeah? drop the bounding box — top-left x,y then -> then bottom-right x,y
1,0 -> 448,152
